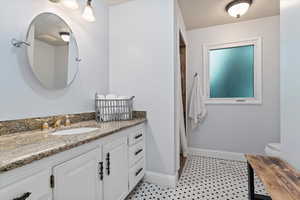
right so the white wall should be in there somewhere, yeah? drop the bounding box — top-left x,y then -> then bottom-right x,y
34,39 -> 56,88
0,0 -> 109,121
175,1 -> 187,44
280,0 -> 300,170
54,45 -> 68,88
109,0 -> 176,176
188,16 -> 280,154
33,41 -> 69,89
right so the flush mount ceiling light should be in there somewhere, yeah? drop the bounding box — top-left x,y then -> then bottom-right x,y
82,0 -> 96,22
226,0 -> 252,18
62,0 -> 79,9
59,32 -> 70,42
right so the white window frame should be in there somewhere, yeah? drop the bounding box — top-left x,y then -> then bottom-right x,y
203,37 -> 262,105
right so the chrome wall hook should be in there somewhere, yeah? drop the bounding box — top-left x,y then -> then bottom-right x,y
76,57 -> 82,62
11,38 -> 31,48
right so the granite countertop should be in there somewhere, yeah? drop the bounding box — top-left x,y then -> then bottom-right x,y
0,118 -> 146,173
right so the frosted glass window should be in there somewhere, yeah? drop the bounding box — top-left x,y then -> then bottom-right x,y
209,45 -> 254,98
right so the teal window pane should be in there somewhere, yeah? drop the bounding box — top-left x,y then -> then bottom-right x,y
209,45 -> 254,98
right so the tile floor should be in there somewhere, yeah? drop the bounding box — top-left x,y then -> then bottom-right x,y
127,155 -> 266,200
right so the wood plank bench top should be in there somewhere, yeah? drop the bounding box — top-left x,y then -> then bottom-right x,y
245,154 -> 300,200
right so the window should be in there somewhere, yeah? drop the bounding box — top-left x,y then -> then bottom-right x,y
203,38 -> 262,104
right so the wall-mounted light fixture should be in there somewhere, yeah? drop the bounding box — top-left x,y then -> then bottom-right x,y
59,32 -> 70,42
226,0 -> 252,18
62,0 -> 79,9
48,0 -> 96,22
82,0 -> 96,22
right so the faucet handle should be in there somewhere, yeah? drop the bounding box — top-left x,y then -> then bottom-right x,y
42,122 -> 49,131
65,115 -> 71,127
54,119 -> 62,129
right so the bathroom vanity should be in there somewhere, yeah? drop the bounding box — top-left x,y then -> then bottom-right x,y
1,11 -> 148,200
0,117 -> 146,200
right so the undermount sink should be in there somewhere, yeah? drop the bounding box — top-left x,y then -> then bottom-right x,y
51,127 -> 99,136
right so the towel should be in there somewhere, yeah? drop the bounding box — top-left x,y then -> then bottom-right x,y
188,74 -> 207,129
106,94 -> 118,99
118,96 -> 130,120
95,93 -> 105,99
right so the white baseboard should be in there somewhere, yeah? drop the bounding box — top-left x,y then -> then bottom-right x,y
144,171 -> 178,188
189,147 -> 246,162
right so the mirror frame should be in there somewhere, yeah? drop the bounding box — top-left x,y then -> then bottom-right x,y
26,12 -> 80,90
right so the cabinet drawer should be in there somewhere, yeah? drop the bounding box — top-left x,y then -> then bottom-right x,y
129,159 -> 145,191
128,127 -> 144,146
0,169 -> 51,200
129,141 -> 145,167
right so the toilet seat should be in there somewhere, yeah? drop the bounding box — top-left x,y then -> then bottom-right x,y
265,143 -> 281,158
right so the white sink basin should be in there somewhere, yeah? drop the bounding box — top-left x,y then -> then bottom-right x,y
52,127 -> 99,136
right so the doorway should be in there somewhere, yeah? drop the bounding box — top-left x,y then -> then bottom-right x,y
178,32 -> 187,178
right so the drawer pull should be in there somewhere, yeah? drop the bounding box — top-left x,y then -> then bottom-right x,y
99,162 -> 104,180
134,134 -> 143,140
135,149 -> 143,156
13,192 -> 31,200
135,168 -> 143,177
106,153 -> 110,176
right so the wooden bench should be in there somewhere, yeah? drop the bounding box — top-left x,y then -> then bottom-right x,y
245,154 -> 300,200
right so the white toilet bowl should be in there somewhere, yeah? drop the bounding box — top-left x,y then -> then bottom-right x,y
265,143 -> 281,158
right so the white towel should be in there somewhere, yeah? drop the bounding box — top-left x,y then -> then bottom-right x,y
188,74 -> 207,129
118,96 -> 130,120
106,94 -> 118,99
95,94 -> 105,99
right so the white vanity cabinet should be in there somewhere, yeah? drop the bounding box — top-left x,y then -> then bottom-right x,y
0,123 -> 145,200
103,137 -> 129,200
52,148 -> 103,200
128,126 -> 145,191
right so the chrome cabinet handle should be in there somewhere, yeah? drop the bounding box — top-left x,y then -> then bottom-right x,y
135,149 -> 143,156
13,192 -> 31,200
75,57 -> 82,62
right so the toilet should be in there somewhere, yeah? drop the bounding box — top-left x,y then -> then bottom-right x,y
265,143 -> 282,158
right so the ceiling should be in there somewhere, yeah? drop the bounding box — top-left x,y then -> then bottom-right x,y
178,0 -> 280,30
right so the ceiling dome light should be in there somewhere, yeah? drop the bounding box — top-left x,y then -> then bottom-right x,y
62,0 -> 79,9
82,0 -> 96,22
226,0 -> 252,18
59,32 -> 70,42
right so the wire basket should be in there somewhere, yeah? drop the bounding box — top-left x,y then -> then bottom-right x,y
95,94 -> 135,123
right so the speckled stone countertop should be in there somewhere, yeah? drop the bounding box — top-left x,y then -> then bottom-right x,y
0,118 -> 146,173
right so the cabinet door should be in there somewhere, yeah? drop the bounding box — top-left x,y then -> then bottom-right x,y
103,137 -> 128,200
0,169 -> 52,200
53,148 -> 102,200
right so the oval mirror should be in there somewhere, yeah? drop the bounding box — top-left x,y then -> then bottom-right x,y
26,13 -> 79,89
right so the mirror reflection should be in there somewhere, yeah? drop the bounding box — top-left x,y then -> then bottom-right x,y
26,13 -> 79,89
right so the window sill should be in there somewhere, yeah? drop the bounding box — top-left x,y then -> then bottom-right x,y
204,99 -> 262,105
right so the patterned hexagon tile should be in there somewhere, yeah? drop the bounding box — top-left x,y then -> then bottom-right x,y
126,155 -> 266,200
